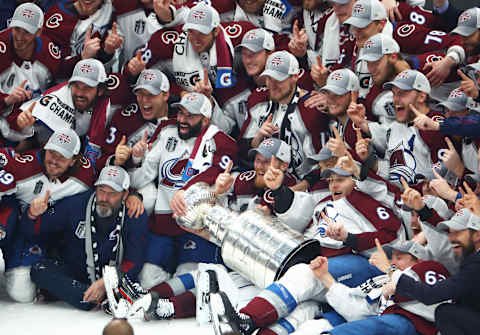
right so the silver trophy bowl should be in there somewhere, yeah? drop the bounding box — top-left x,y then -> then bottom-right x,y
175,182 -> 217,230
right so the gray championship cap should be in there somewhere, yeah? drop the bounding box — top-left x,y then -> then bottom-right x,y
436,88 -> 468,112
451,8 -> 480,37
9,3 -> 44,34
321,69 -> 360,95
237,28 -> 275,52
357,33 -> 400,62
260,51 -> 300,81
44,128 -> 81,159
321,167 -> 353,179
438,208 -> 480,231
172,92 -> 212,118
383,69 -> 431,94
345,0 -> 387,28
308,146 -> 333,163
248,137 -> 291,164
95,166 -> 130,192
383,240 -> 428,260
134,69 -> 170,95
69,59 -> 107,87
183,3 -> 220,35
329,0 -> 351,4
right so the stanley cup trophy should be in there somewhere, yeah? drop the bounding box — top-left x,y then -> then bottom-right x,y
176,182 -> 322,289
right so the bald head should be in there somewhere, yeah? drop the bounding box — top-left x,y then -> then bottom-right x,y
103,318 -> 134,335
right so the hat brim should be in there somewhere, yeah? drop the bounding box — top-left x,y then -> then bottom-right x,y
320,84 -> 348,95
94,180 -> 124,192
438,219 -> 468,231
467,63 -> 480,73
451,26 -> 477,37
357,52 -> 383,62
328,0 -> 350,4
436,101 -> 466,112
344,16 -> 370,28
183,23 -> 213,35
260,69 -> 289,81
321,167 -> 352,179
43,143 -> 74,159
308,153 -> 333,163
69,76 -> 99,88
248,147 -> 272,160
134,84 -> 162,95
236,43 -> 264,53
10,19 -> 38,34
383,81 -> 413,91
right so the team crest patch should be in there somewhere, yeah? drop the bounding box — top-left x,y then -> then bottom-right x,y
0,153 -> 8,168
134,19 -> 146,34
184,240 -> 197,250
29,245 -> 43,256
166,137 -> 178,152
75,221 -> 86,239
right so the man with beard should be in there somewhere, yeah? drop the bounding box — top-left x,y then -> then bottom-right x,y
101,138 -> 296,322
9,59 -> 128,164
17,165 -> 148,311
385,204 -> 480,335
239,50 -> 329,182
451,7 -> 480,65
0,3 -> 65,145
352,69 -> 450,186
128,92 -> 237,291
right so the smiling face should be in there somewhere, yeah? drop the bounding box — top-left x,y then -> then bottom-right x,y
11,27 -> 37,56
70,81 -> 100,112
188,29 -> 217,53
265,75 -> 298,104
331,0 -> 354,24
448,228 -> 477,262
392,87 -> 424,123
461,30 -> 480,57
242,48 -> 269,77
135,88 -> 169,121
326,90 -> 351,118
44,149 -> 75,179
176,107 -> 208,140
367,54 -> 397,86
390,250 -> 419,270
353,21 -> 385,48
75,0 -> 103,16
327,173 -> 355,200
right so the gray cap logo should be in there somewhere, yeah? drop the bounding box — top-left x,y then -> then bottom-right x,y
353,3 -> 366,14
191,9 -> 207,21
270,55 -> 284,67
80,63 -> 94,74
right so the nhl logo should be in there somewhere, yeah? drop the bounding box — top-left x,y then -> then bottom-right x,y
166,137 -> 178,152
134,19 -> 146,35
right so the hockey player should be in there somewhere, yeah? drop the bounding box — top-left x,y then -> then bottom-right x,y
451,7 -> 480,64
129,92 -> 237,290
102,138 -> 297,321
0,3 -> 64,145
95,68 -> 174,171
239,50 -> 329,181
208,149 -> 407,335
22,166 -> 148,311
352,69 -> 450,185
42,0 -> 118,71
308,240 -> 450,335
8,59 -> 128,163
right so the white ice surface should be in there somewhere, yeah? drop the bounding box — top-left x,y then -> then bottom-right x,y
0,254 -> 215,335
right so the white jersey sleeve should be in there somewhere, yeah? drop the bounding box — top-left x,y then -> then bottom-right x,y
276,191 -> 317,233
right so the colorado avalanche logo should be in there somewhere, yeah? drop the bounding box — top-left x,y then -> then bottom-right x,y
224,24 -> 242,39
48,42 -> 61,59
426,54 -> 443,63
388,137 -> 417,184
161,154 -> 189,188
